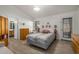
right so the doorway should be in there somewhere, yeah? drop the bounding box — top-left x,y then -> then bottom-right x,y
62,17 -> 72,40
9,21 -> 15,39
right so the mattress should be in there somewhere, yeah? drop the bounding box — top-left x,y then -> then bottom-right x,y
27,33 -> 55,49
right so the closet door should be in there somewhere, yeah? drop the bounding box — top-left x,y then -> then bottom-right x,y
0,18 -> 2,40
2,17 -> 6,35
5,18 -> 8,34
5,18 -> 8,38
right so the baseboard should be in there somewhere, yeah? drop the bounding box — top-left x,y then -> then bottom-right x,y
61,39 -> 71,42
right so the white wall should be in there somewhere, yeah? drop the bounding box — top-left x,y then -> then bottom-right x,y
72,10 -> 78,34
72,8 -> 79,35
35,11 -> 76,40
18,19 -> 33,32
0,6 -> 33,20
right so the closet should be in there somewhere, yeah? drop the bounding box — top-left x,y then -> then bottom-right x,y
0,16 -> 8,46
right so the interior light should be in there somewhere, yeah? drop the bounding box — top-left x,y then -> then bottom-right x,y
33,7 -> 40,12
15,20 -> 17,24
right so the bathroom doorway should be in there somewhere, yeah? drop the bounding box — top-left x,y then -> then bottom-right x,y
9,21 -> 15,39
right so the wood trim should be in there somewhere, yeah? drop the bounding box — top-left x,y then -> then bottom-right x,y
2,17 -> 5,35
5,18 -> 8,34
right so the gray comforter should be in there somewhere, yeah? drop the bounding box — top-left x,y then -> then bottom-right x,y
27,33 -> 55,49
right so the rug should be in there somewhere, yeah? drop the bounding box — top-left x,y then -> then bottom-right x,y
0,47 -> 13,54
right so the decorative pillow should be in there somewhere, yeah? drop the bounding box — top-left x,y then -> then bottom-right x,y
42,29 -> 50,33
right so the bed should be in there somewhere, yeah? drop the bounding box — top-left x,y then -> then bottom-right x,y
27,32 -> 55,49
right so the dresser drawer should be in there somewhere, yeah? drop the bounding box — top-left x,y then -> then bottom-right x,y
72,35 -> 79,53
72,42 -> 79,53
20,28 -> 29,40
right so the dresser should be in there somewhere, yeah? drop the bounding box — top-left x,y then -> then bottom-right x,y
72,34 -> 79,53
20,28 -> 29,40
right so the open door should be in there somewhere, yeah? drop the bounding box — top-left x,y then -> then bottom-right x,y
9,21 -> 15,39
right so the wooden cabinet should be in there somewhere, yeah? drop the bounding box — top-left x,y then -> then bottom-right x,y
0,16 -> 8,46
20,28 -> 29,40
72,34 -> 79,53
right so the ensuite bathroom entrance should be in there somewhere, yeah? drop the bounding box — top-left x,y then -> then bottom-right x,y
9,20 -> 18,40
9,21 -> 15,39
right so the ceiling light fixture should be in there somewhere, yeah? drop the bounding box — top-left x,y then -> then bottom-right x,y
33,7 -> 40,12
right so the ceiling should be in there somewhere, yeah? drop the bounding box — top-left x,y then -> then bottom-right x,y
16,5 -> 79,19
0,5 -> 78,19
